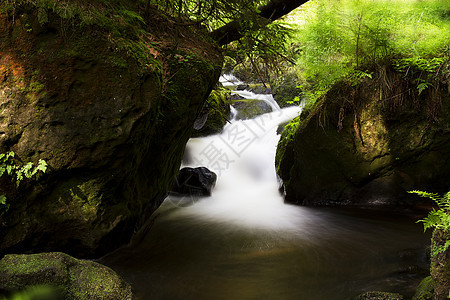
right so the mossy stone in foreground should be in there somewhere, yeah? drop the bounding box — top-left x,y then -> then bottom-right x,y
0,252 -> 132,300
355,291 -> 405,300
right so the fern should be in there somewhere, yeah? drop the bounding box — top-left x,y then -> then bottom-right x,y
0,152 -> 47,214
410,190 -> 450,256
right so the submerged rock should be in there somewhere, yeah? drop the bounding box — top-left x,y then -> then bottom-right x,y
0,252 -> 132,299
276,65 -> 449,208
0,2 -> 222,257
171,167 -> 217,196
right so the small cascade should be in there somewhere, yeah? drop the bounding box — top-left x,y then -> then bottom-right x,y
101,73 -> 430,300
219,73 -> 244,87
231,90 -> 281,112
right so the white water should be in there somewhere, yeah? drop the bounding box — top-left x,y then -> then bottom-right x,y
219,73 -> 244,87
167,106 -> 301,230
231,90 -> 281,112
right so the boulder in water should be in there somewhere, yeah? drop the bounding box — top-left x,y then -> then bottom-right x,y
232,100 -> 272,120
236,84 -> 250,91
171,167 -> 217,196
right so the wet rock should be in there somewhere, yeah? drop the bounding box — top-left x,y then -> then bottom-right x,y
236,84 -> 250,91
232,100 -> 272,120
249,85 -> 271,94
192,88 -> 231,137
171,167 -> 217,196
0,252 -> 132,299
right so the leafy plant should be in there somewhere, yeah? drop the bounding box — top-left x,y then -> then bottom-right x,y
410,190 -> 450,257
285,0 -> 449,108
0,151 -> 47,214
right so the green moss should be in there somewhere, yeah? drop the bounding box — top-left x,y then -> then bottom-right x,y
68,261 -> 132,299
0,252 -> 71,289
192,87 -> 230,137
412,276 -> 434,300
0,253 -> 132,299
1,0 -> 162,73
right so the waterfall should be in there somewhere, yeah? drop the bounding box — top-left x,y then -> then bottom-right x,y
101,74 -> 429,300
168,105 -> 301,229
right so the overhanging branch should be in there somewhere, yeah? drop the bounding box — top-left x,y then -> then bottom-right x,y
210,0 -> 309,45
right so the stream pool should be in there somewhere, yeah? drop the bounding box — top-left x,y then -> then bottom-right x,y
101,79 -> 430,300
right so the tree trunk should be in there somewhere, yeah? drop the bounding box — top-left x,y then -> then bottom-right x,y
211,0 -> 309,45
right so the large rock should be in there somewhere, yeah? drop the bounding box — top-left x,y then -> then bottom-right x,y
430,229 -> 450,299
0,252 -> 132,299
0,2 -> 222,257
171,167 -> 217,196
276,65 -> 449,207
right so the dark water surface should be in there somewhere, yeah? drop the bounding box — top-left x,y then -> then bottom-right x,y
101,205 -> 429,300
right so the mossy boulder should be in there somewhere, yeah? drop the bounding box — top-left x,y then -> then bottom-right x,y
354,291 -> 405,300
412,276 -> 434,300
232,99 -> 272,120
0,1 -> 222,257
430,229 -> 450,299
271,71 -> 301,108
0,252 -> 132,299
192,88 -> 231,137
276,65 -> 449,207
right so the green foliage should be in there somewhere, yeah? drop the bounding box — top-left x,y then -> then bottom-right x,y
0,151 -> 47,214
288,0 -> 450,106
411,190 -> 450,257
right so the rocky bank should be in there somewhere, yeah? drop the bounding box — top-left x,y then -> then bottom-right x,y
0,1 -> 222,257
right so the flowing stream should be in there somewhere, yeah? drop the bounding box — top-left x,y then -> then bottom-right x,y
101,78 -> 429,300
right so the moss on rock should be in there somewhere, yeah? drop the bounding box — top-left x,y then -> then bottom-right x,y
276,63 -> 450,207
430,229 -> 450,299
192,88 -> 231,137
412,276 -> 434,300
354,291 -> 405,300
0,1 -> 222,257
0,252 -> 132,299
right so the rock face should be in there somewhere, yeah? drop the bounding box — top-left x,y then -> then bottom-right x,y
0,252 -> 132,299
430,229 -> 450,299
0,2 -> 222,257
276,65 -> 449,207
171,167 -> 217,196
192,88 -> 231,137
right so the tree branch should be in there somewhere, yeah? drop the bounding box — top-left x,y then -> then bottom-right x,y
210,0 -> 309,46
